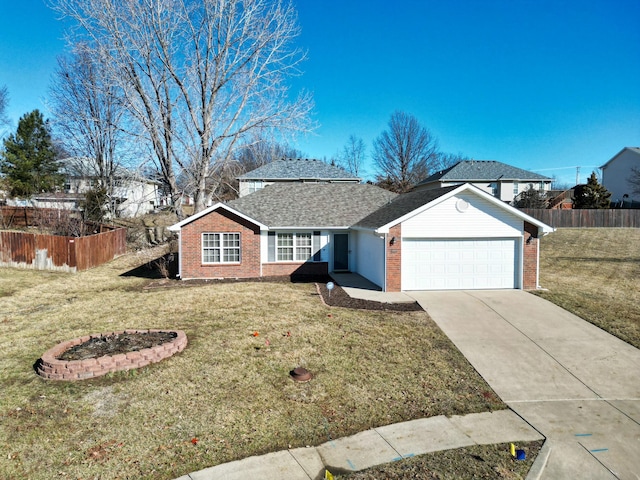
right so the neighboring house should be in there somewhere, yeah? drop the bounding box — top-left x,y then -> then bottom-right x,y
237,158 -> 360,197
168,182 -> 554,291
415,160 -> 553,203
59,158 -> 164,217
110,175 -> 163,218
601,147 -> 640,204
32,192 -> 82,210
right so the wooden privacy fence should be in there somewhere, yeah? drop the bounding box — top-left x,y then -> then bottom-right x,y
0,225 -> 127,272
0,206 -> 78,228
521,209 -> 640,228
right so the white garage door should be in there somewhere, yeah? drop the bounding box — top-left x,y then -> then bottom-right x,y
402,238 -> 518,290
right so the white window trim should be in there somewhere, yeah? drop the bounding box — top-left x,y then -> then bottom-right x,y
248,180 -> 264,194
202,232 -> 241,264
276,232 -> 314,262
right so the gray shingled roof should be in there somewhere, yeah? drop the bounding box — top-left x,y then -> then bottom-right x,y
354,185 -> 460,230
417,160 -> 552,186
238,158 -> 360,181
227,183 -> 397,228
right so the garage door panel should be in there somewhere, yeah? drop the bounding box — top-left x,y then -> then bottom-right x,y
402,238 -> 518,290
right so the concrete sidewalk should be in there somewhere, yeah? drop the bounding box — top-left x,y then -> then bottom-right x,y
176,409 -> 543,480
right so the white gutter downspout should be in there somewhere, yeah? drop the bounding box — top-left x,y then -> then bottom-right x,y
177,231 -> 182,279
260,229 -> 264,278
536,233 -> 540,290
382,232 -> 388,292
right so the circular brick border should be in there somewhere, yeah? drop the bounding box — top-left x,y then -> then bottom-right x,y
36,330 -> 187,381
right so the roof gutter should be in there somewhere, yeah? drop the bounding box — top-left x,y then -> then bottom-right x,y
267,225 -> 351,230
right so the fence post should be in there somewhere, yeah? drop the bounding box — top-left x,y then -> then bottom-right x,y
68,238 -> 77,269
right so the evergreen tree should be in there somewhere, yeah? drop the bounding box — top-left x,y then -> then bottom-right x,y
0,110 -> 63,197
80,185 -> 109,223
573,172 -> 611,209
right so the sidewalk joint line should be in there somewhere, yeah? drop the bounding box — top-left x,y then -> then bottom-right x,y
373,427 -> 404,461
287,450 -> 314,480
578,442 -> 621,479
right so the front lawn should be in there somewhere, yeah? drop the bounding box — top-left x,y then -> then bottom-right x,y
0,248 -> 504,480
535,228 -> 640,349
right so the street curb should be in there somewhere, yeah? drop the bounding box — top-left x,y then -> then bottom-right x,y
526,440 -> 552,480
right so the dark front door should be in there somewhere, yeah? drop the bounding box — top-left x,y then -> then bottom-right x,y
333,233 -> 349,271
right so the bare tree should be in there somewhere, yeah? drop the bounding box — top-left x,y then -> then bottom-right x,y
432,151 -> 468,174
372,111 -> 439,193
206,135 -> 303,201
339,134 -> 365,177
629,167 -> 640,196
514,187 -> 548,208
49,44 -> 126,191
235,135 -> 303,171
51,0 -> 314,217
0,85 -> 9,134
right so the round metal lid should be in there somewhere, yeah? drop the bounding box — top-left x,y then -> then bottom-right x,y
290,367 -> 312,382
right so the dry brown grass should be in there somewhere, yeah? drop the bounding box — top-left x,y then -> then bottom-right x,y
0,247 -> 504,480
337,440 -> 544,480
535,228 -> 640,349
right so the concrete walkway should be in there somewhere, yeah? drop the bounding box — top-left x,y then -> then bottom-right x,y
410,290 -> 640,480
328,272 -> 415,303
176,410 -> 543,480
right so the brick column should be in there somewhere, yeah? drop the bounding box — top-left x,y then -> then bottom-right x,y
522,221 -> 539,290
385,224 -> 402,292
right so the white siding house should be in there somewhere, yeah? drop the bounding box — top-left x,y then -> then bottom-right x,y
601,147 -> 640,204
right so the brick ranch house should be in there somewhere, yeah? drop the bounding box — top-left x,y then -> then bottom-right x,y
168,182 -> 554,291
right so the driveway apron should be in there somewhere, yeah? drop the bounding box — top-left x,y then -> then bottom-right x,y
410,290 -> 640,480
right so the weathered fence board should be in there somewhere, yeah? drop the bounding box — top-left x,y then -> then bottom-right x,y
0,227 -> 127,272
74,228 -> 127,270
521,209 -> 640,228
0,206 -> 79,228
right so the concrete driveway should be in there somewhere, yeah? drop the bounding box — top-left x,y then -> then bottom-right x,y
409,290 -> 640,480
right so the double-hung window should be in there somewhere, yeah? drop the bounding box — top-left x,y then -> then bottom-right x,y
276,233 -> 313,262
202,233 -> 240,263
295,233 -> 312,261
248,180 -> 264,194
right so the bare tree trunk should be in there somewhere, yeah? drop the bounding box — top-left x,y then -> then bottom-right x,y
52,0 -> 314,216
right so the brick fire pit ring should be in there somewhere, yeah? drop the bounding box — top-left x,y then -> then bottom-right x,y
36,329 -> 187,381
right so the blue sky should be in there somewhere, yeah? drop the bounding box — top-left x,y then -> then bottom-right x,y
1,0 -> 639,185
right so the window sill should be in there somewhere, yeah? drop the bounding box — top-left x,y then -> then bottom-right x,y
201,262 -> 241,266
267,261 -> 324,264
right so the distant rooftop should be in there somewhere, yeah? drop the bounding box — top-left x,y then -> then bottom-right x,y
238,158 -> 360,182
417,160 -> 552,186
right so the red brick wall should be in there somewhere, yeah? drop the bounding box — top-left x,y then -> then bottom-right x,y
385,224 -> 402,292
179,209 -> 261,280
523,221 -> 539,290
37,330 -> 187,380
262,262 -> 328,277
